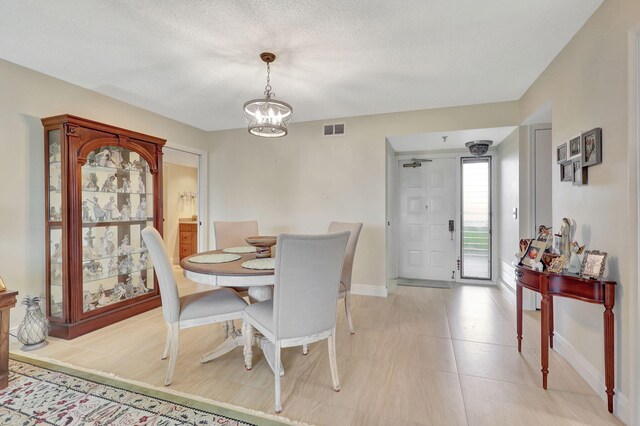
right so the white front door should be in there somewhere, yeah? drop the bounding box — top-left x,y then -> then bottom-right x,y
398,158 -> 457,280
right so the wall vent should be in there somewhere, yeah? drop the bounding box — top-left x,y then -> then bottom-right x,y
323,123 -> 345,137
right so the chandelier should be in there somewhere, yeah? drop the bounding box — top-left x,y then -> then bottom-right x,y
243,52 -> 293,138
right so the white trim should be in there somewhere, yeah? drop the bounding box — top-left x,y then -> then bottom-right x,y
552,332 -> 629,424
164,142 -> 209,252
497,276 -> 515,300
351,283 -> 388,297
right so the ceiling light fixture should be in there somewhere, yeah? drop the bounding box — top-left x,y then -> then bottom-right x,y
465,140 -> 493,157
243,52 -> 293,138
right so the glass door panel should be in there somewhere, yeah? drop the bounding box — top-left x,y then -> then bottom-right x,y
460,157 -> 491,280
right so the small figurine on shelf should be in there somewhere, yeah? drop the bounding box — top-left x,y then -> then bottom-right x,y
57,174 -> 62,192
121,177 -> 131,193
136,197 -> 147,220
101,175 -> 117,192
49,142 -> 61,162
566,242 -> 586,273
138,252 -> 148,270
49,206 -> 61,221
95,148 -> 113,167
119,234 -> 133,254
87,197 -> 107,221
107,257 -> 118,276
121,160 -> 132,170
560,218 -> 573,257
111,282 -> 126,300
133,275 -> 148,296
104,226 -> 115,255
97,291 -> 110,307
86,151 -> 97,167
120,198 -> 131,221
118,254 -> 134,274
132,160 -> 145,172
83,228 -> 98,259
83,292 -> 93,312
104,196 -> 121,220
82,201 -> 91,222
137,175 -> 145,194
51,242 -> 61,261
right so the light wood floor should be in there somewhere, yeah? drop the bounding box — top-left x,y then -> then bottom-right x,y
11,269 -> 622,425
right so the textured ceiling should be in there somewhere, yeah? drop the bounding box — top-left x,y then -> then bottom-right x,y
0,0 -> 602,131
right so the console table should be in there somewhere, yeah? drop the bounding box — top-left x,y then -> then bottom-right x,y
514,265 -> 616,413
0,290 -> 18,389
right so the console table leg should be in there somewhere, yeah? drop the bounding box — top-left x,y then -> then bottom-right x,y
540,294 -> 549,389
604,289 -> 615,414
549,295 -> 554,349
0,309 -> 9,389
516,284 -> 523,353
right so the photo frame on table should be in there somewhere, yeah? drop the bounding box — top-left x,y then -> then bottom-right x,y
581,127 -> 602,167
547,255 -> 567,274
560,161 -> 573,182
580,250 -> 608,279
519,240 -> 546,268
572,159 -> 588,186
556,143 -> 568,164
569,135 -> 581,159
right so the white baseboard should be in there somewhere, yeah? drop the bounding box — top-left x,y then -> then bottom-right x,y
495,282 -> 628,423
351,283 -> 388,297
552,332 -> 628,424
497,276 -> 516,302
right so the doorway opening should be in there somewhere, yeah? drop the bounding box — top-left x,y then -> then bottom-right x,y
162,145 -> 208,265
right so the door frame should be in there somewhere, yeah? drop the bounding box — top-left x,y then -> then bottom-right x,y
391,151 -> 497,285
164,142 -> 209,253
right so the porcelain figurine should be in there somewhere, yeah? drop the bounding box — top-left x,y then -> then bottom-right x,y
49,142 -> 61,162
125,276 -> 134,299
95,148 -> 113,167
567,242 -> 585,274
88,197 -> 107,221
560,218 -> 573,258
83,229 -> 98,259
51,243 -> 61,261
97,291 -> 110,306
137,175 -> 145,194
86,151 -> 97,167
104,196 -> 121,220
136,198 -> 147,220
118,254 -> 133,274
101,175 -> 117,192
84,172 -> 99,191
107,257 -> 118,276
119,235 -> 133,254
121,177 -> 131,193
138,252 -> 148,270
120,198 -> 131,221
104,226 -> 115,255
82,201 -> 91,222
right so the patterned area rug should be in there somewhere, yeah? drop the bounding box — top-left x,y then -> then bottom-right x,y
2,354 -> 288,425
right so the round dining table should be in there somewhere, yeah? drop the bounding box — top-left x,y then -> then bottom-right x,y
180,249 -> 283,375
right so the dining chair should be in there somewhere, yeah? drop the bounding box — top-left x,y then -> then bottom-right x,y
328,221 -> 363,334
242,232 -> 349,413
213,220 -> 258,335
141,226 -> 248,386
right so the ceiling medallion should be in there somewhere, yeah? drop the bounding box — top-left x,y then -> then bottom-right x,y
465,140 -> 493,157
243,52 -> 293,138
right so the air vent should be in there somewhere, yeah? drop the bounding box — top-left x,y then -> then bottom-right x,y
323,123 -> 345,137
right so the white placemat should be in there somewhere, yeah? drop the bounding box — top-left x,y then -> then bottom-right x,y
222,246 -> 257,254
188,253 -> 241,264
241,258 -> 276,270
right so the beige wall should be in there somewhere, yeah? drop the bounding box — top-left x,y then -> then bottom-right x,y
519,0 -> 640,408
208,102 -> 519,288
0,59 -> 208,326
163,163 -> 199,263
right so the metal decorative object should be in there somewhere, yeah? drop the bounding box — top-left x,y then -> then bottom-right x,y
465,140 -> 493,157
243,52 -> 293,138
16,296 -> 49,350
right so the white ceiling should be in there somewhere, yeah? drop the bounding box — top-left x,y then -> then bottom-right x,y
0,1 -> 602,132
388,126 -> 517,153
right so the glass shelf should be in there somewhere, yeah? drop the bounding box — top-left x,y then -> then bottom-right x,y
82,264 -> 153,284
82,189 -> 154,196
82,219 -> 152,227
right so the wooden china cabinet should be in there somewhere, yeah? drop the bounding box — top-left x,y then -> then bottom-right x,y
42,115 -> 165,339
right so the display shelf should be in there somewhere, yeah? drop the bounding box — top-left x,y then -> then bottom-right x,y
43,114 -> 164,339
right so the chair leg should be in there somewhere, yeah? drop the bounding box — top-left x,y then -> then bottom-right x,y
275,341 -> 282,413
161,322 -> 172,360
230,320 -> 237,335
345,292 -> 355,334
328,332 -> 340,392
165,323 -> 180,386
222,321 -> 229,339
243,321 -> 254,370
302,343 -> 309,355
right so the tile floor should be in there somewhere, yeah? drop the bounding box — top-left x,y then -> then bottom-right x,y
11,269 -> 622,425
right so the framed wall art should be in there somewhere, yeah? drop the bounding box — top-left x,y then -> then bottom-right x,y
572,159 -> 587,186
556,143 -> 567,164
581,127 -> 602,167
569,134 -> 581,159
580,250 -> 607,279
560,161 -> 573,182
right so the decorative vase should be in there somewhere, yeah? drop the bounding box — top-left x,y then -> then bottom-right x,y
16,296 -> 49,350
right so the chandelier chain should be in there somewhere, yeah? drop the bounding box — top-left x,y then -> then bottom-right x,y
264,62 -> 273,99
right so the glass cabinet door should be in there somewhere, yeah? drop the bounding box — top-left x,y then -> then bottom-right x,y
48,129 -> 64,319
80,146 -> 155,314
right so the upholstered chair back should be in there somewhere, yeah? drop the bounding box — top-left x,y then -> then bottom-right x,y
327,222 -> 363,292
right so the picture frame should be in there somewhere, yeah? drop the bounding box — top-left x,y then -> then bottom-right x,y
560,161 -> 573,182
572,159 -> 588,186
580,250 -> 608,279
569,134 -> 581,159
547,255 -> 568,274
556,143 -> 568,164
519,239 -> 546,268
581,127 -> 602,167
